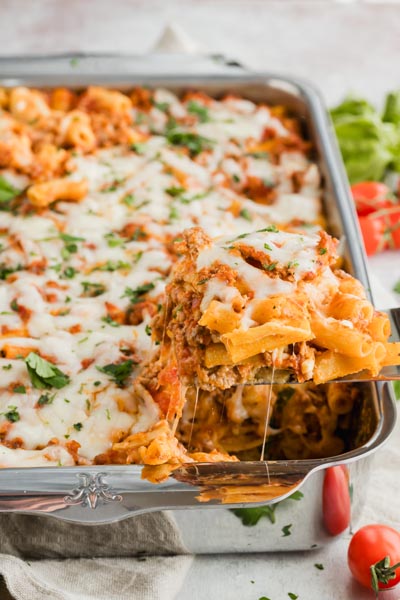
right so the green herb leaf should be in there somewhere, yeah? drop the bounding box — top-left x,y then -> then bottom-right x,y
0,263 -> 23,280
282,524 -> 292,537
4,407 -> 20,422
81,281 -> 106,297
37,393 -> 55,406
314,563 -> 324,570
2,364 -> 12,371
62,266 -> 77,279
25,352 -> 70,390
13,385 -> 26,394
122,282 -> 155,304
239,208 -> 252,222
166,130 -> 214,156
59,233 -> 85,243
96,260 -> 130,272
319,247 -> 327,255
288,594 -> 298,600
96,360 -> 135,387
165,186 -> 185,197
264,262 -> 277,271
393,280 -> 400,294
289,491 -> 304,501
187,100 -> 210,123
73,422 -> 83,431
231,505 -> 276,526
0,176 -> 21,204
102,315 -> 121,327
393,381 -> 400,400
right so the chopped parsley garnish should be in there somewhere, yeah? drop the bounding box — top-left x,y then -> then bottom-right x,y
169,205 -> 180,220
187,100 -> 210,123
104,232 -> 125,247
264,262 -> 277,271
264,243 -> 272,251
231,505 -> 276,526
153,101 -> 169,112
319,247 -> 327,255
145,324 -> 152,336
106,408 -> 111,420
314,563 -> 324,570
232,174 -> 241,183
131,142 -> 147,155
2,364 -> 12,371
96,260 -> 130,272
197,278 -> 210,285
4,407 -> 20,423
25,352 -> 70,390
0,176 -> 21,208
0,263 -> 23,280
93,381 -> 101,387
37,393 -> 55,406
166,130 -> 214,156
102,315 -> 121,327
282,524 -> 292,537
101,179 -> 124,192
288,594 -> 298,600
13,385 -> 26,394
81,281 -> 106,297
73,422 -> 83,431
258,597 -> 271,600
393,280 -> 400,294
239,208 -> 252,221
261,225 -> 279,233
123,193 -> 136,207
289,491 -> 304,501
165,186 -> 185,197
287,261 -> 299,269
122,282 -> 155,304
62,266 -> 77,279
10,299 -> 18,312
96,360 -> 135,387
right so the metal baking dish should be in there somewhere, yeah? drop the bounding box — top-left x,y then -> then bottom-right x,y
0,54 -> 397,552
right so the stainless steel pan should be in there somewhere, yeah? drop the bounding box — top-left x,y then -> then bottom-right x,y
0,54 -> 396,552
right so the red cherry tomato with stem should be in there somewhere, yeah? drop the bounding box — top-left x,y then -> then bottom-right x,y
348,525 -> 400,593
358,214 -> 387,256
351,181 -> 393,216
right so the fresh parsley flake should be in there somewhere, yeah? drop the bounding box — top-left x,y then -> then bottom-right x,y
96,260 -> 130,272
96,360 -> 135,387
102,315 -> 121,327
289,491 -> 304,501
106,408 -> 111,420
2,364 -> 12,371
288,594 -> 298,600
166,130 -> 214,156
264,243 -> 272,251
4,407 -> 20,422
187,100 -> 210,123
282,524 -> 292,537
62,266 -> 77,279
122,282 -> 155,304
104,232 -> 125,248
145,324 -> 152,336
37,393 -> 55,406
264,262 -> 277,271
393,280 -> 400,294
13,385 -> 26,394
314,563 -> 324,570
165,186 -> 185,197
231,505 -> 276,526
0,176 -> 21,206
239,208 -> 252,221
319,247 -> 327,255
81,282 -> 106,297
73,422 -> 83,431
232,174 -> 241,183
25,352 -> 70,390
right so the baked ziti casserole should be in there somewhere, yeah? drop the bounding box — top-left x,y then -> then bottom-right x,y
0,85 -> 398,479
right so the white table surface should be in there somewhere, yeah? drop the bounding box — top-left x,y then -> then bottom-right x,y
1,1 -> 400,599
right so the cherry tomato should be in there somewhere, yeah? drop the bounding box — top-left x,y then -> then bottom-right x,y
358,214 -> 387,256
322,465 -> 351,536
351,181 -> 393,216
380,206 -> 400,249
348,525 -> 400,593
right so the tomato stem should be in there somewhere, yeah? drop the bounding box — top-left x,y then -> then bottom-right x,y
370,555 -> 400,594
